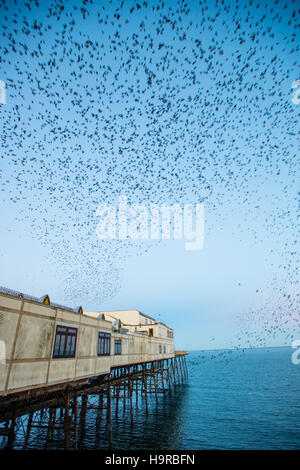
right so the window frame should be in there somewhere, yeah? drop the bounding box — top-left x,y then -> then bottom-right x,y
98,331 -> 111,356
114,339 -> 122,355
53,325 -> 78,359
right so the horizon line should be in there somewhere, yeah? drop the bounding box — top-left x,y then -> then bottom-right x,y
180,344 -> 290,352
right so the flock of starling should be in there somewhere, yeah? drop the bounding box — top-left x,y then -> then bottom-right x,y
0,0 -> 299,352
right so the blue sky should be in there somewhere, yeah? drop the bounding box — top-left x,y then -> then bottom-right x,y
0,0 -> 299,350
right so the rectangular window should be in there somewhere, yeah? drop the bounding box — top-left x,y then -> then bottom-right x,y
53,325 -> 77,358
149,328 -> 153,337
98,331 -> 111,356
164,345 -> 166,353
114,339 -> 122,355
159,344 -> 162,354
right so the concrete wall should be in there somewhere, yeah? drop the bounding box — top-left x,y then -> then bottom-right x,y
0,293 -> 175,396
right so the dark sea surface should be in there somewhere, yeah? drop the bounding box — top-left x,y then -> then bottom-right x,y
1,346 -> 299,450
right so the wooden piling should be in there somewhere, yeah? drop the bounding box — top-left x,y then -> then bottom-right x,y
73,391 -> 78,450
23,412 -> 33,449
6,407 -> 16,450
142,363 -> 148,415
64,387 -> 72,450
107,381 -> 112,446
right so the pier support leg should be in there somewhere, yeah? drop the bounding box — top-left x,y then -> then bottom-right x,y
142,363 -> 148,415
24,412 -> 33,450
166,359 -> 172,390
175,357 -> 180,384
184,356 -> 188,379
115,384 -> 120,415
80,394 -> 88,443
129,379 -> 134,424
107,381 -> 112,446
73,391 -> 78,450
64,387 -> 72,450
6,407 -> 16,450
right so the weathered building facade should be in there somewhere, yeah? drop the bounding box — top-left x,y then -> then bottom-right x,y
0,289 -> 175,397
